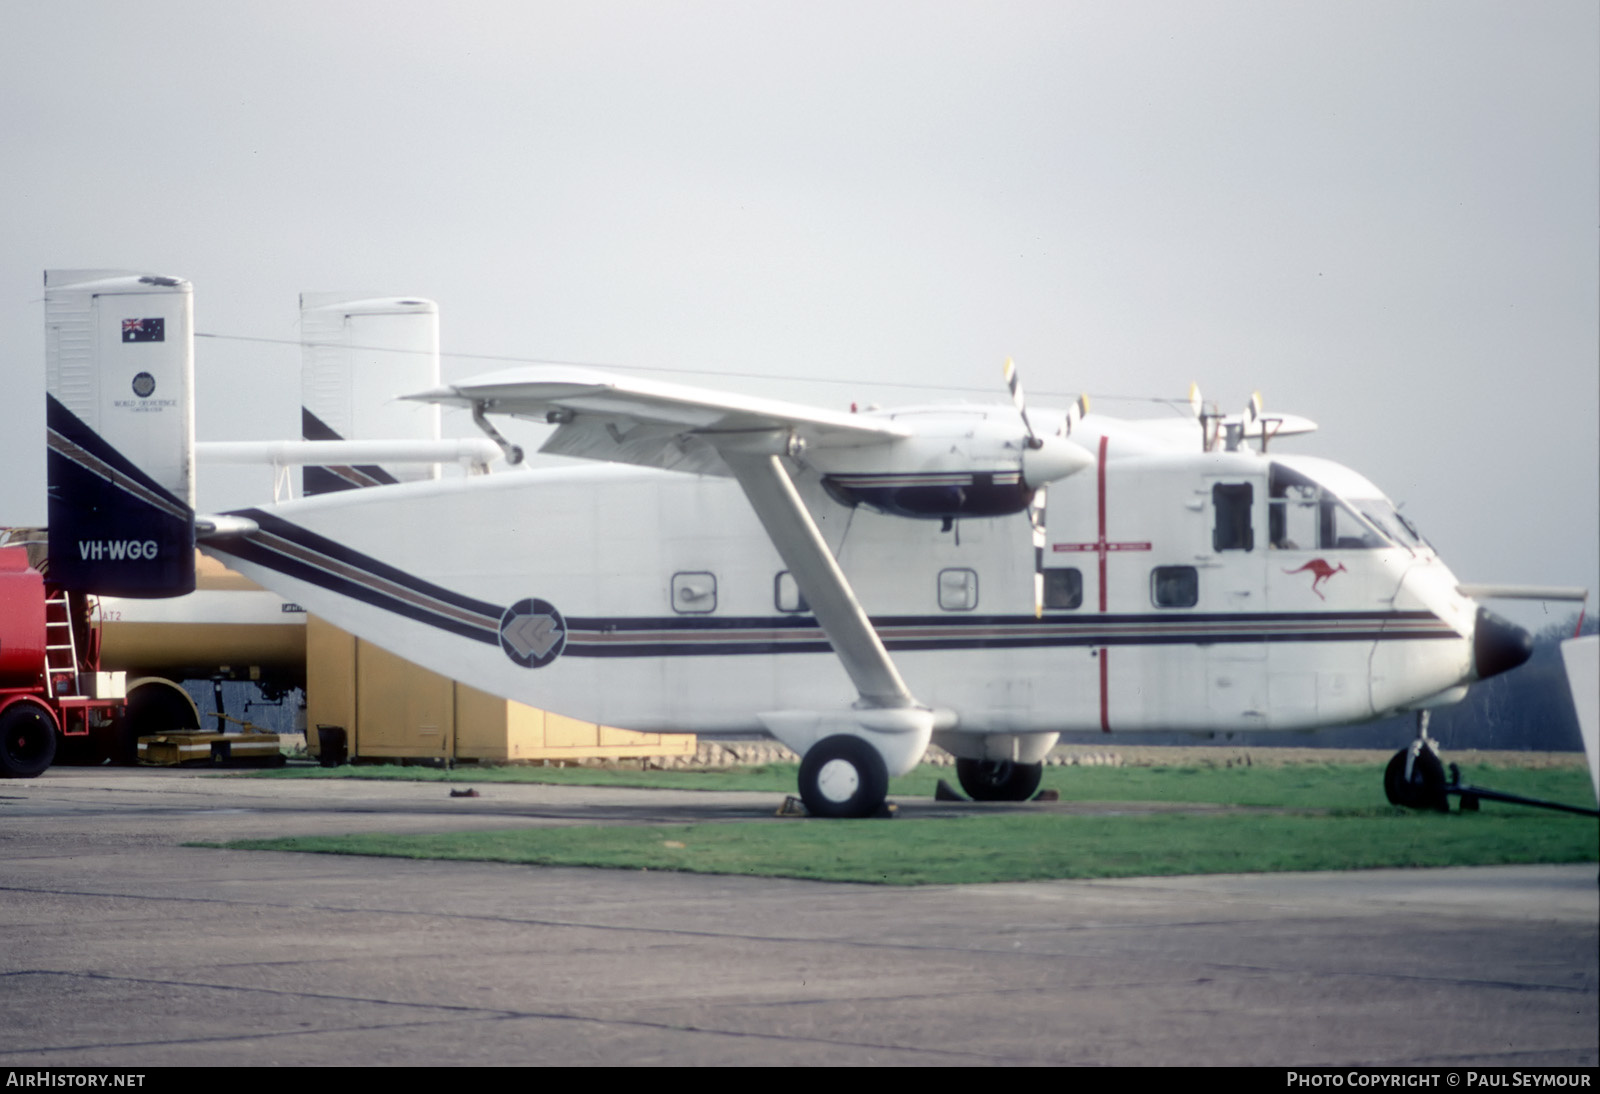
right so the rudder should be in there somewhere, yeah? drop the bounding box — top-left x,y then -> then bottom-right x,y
44,270 -> 196,597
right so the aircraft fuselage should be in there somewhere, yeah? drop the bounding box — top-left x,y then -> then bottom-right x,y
204,438 -> 1485,751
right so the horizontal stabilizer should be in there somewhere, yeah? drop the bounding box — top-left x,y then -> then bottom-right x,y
1456,584 -> 1589,602
197,438 -> 500,468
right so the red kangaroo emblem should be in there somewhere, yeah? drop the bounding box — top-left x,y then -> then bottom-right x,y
1283,559 -> 1346,600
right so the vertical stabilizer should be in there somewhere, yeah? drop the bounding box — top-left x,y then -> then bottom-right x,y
1560,636 -> 1599,805
45,270 -> 196,597
299,294 -> 441,495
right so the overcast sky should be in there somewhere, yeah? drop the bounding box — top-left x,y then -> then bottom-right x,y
3,1 -> 1595,629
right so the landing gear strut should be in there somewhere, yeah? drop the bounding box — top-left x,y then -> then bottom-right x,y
1384,711 -> 1449,812
955,758 -> 1044,802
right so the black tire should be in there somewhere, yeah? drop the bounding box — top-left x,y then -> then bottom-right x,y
956,758 -> 1044,802
0,702 -> 60,779
1384,746 -> 1448,812
798,734 -> 890,819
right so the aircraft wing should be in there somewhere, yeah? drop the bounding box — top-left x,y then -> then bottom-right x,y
409,366 -> 911,475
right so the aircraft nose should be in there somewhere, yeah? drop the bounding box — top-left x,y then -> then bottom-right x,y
1473,607 -> 1533,681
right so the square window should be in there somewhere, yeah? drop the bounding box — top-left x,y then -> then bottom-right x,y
1151,566 -> 1198,608
1042,567 -> 1082,610
938,568 -> 979,611
773,571 -> 809,613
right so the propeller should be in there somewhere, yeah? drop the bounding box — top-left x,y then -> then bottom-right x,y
1005,359 -> 1093,617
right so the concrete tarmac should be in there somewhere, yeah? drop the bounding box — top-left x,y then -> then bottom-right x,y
1,768 -> 1595,1067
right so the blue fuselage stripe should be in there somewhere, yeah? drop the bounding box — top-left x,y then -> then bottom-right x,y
214,512 -> 1463,657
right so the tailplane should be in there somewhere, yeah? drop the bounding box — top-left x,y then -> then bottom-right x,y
299,293 -> 441,495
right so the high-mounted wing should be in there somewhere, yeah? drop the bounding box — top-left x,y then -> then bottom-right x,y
408,366 -> 911,475
410,365 -> 949,805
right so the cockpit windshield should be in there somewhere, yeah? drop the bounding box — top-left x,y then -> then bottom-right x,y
1268,461 -> 1426,552
1352,499 -> 1429,551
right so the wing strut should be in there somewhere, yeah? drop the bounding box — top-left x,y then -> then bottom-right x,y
720,451 -> 915,710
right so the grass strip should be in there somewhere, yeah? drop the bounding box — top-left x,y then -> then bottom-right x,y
213,807 -> 1597,886
242,760 -> 1596,812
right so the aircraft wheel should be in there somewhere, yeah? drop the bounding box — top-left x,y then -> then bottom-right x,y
956,758 -> 1044,801
0,702 -> 59,779
798,734 -> 889,819
1383,746 -> 1448,812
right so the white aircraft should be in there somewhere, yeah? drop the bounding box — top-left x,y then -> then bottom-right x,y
44,270 -> 1552,816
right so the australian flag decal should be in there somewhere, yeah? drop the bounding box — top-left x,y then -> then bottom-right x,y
122,317 -> 164,342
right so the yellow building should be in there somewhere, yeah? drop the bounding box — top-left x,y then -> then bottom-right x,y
306,615 -> 695,764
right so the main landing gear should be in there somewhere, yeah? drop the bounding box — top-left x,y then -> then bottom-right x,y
1384,711 -> 1449,812
955,758 -> 1044,802
797,734 -> 890,819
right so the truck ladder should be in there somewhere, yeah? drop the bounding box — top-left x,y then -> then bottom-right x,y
43,591 -> 83,700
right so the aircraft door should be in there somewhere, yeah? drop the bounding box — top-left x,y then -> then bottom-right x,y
1203,475 -> 1267,727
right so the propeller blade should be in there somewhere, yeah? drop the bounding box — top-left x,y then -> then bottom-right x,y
1004,360 -> 1095,616
1004,357 -> 1041,448
1030,492 -> 1047,618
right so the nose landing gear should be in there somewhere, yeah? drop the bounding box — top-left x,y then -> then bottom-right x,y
1384,710 -> 1600,817
1385,710 -> 1450,812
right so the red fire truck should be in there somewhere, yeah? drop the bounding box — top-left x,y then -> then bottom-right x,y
0,544 -> 125,777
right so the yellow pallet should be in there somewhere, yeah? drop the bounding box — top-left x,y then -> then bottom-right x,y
138,732 -> 284,766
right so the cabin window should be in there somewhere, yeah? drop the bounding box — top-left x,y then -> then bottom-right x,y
1212,483 -> 1254,551
938,568 -> 979,611
1151,566 -> 1198,608
1042,567 -> 1082,610
671,571 -> 717,614
774,571 -> 809,613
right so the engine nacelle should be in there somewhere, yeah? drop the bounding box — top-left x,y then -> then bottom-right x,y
814,407 -> 1093,520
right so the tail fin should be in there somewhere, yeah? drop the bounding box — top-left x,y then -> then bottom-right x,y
299,293 -> 441,495
44,270 -> 196,597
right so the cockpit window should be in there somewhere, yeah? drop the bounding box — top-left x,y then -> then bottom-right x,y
1268,462 -> 1403,551
1268,464 -> 1320,550
1352,499 -> 1429,551
1321,498 -> 1386,550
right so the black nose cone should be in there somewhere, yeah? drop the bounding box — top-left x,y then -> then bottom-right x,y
1474,608 -> 1534,680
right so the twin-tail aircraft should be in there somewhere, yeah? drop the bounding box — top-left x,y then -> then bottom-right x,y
45,269 -> 1546,816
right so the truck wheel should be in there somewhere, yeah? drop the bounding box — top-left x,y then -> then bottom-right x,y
0,702 -> 59,778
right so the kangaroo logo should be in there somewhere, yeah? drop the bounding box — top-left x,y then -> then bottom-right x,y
1283,559 -> 1346,600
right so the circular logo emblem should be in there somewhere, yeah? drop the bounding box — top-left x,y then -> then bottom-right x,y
498,598 -> 567,668
131,372 -> 156,398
